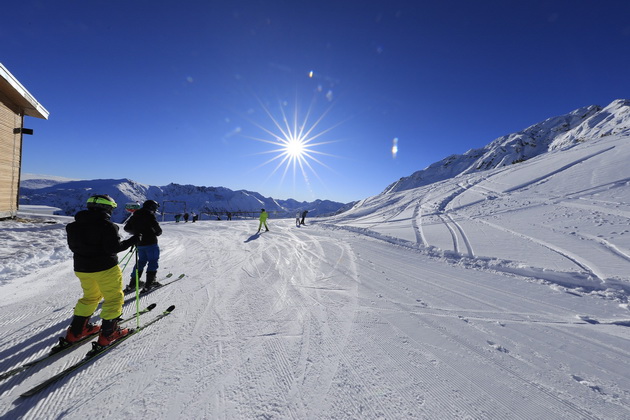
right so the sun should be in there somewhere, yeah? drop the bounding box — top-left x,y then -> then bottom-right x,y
285,137 -> 306,159
244,93 -> 342,189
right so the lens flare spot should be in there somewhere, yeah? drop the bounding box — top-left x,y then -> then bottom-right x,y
392,137 -> 399,159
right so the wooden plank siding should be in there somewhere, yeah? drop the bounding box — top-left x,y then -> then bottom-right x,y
0,64 -> 49,219
0,91 -> 23,219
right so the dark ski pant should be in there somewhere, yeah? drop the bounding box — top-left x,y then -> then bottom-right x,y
131,244 -> 160,277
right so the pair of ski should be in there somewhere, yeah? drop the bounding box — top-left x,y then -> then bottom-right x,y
124,273 -> 185,296
19,304 -> 175,397
0,303 -> 157,382
2,304 -> 175,397
4,273 -> 186,381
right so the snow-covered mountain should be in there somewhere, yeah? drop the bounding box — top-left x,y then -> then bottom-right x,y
20,173 -> 79,189
384,99 -> 630,194
19,177 -> 347,223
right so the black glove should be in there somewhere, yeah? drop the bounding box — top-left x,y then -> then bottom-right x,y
123,234 -> 142,248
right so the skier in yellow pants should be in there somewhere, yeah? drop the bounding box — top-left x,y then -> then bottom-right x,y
64,194 -> 140,347
257,208 -> 269,233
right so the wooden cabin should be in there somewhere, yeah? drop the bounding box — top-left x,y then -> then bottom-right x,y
0,63 -> 49,219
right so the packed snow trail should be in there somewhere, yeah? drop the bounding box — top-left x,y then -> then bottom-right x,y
1,219 -> 629,419
334,134 -> 630,295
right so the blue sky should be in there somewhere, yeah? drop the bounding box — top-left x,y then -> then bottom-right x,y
4,1 -> 630,203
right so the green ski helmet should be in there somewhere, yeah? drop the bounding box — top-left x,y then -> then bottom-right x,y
86,194 -> 117,213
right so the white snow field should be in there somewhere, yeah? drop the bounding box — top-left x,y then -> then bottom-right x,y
1,134 -> 630,419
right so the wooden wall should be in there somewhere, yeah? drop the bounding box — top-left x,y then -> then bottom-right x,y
0,91 -> 22,219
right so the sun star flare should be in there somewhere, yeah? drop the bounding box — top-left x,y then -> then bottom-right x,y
244,93 -> 342,191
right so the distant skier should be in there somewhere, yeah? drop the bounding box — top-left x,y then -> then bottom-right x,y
295,211 -> 301,227
257,208 -> 269,233
124,200 -> 163,292
175,214 -> 181,223
300,210 -> 308,225
64,194 -> 139,347
183,212 -> 189,223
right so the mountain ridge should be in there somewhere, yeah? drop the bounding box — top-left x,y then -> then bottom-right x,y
384,99 -> 630,194
19,177 -> 348,223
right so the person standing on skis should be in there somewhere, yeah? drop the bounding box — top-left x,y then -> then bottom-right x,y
257,208 -> 269,233
124,199 -> 163,292
64,194 -> 140,347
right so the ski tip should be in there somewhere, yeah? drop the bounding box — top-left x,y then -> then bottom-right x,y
147,303 -> 157,310
166,305 -> 176,312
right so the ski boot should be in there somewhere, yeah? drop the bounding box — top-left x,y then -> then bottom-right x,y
56,315 -> 100,350
124,280 -> 145,293
124,271 -> 144,293
141,271 -> 162,292
96,317 -> 130,347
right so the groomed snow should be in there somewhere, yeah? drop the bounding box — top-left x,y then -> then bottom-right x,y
1,134 -> 630,419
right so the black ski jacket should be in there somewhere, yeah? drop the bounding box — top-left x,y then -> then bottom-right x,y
66,209 -> 135,273
124,208 -> 162,246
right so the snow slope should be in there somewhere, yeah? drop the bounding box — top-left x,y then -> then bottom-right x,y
2,136 -> 630,418
339,133 -> 630,299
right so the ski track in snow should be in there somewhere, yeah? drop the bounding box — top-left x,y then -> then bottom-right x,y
1,218 -> 629,419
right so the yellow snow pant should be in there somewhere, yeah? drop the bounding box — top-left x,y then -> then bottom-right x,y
73,265 -> 124,321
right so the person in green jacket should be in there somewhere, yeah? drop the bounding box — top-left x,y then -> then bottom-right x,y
257,208 -> 269,233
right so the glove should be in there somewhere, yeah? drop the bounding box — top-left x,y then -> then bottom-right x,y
123,234 -> 142,248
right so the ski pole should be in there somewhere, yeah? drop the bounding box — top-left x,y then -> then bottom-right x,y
118,247 -> 134,271
134,246 -> 141,327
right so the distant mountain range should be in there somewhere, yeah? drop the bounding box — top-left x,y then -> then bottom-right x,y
383,99 -> 630,194
19,176 -> 350,223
